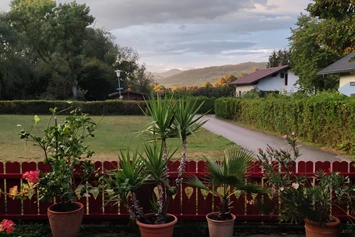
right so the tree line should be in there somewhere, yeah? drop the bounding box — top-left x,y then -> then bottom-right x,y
0,0 -> 153,100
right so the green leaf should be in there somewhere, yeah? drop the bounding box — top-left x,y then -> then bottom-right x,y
49,107 -> 57,114
75,184 -> 85,199
90,187 -> 100,200
34,115 -> 40,125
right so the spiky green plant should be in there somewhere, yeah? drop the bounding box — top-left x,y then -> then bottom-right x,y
142,94 -> 177,154
139,142 -> 176,223
185,147 -> 264,220
102,149 -> 149,220
173,97 -> 207,186
140,96 -> 207,223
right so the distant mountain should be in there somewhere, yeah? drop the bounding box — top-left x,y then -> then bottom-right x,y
156,62 -> 267,87
151,69 -> 184,80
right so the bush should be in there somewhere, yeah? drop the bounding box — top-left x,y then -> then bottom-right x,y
215,93 -> 355,155
191,96 -> 215,114
0,100 -> 147,115
0,97 -> 215,115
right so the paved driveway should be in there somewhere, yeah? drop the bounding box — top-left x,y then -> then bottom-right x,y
202,115 -> 352,162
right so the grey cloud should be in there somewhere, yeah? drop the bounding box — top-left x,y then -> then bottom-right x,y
179,25 -> 187,31
158,40 -> 257,55
75,0 -> 269,29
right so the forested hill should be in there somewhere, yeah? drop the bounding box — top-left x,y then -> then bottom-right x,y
154,62 -> 267,88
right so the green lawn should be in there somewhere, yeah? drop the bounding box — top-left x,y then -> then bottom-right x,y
0,115 -> 235,162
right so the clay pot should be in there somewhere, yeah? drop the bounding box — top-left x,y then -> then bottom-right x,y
47,202 -> 84,237
304,215 -> 340,237
136,213 -> 178,237
206,212 -> 236,237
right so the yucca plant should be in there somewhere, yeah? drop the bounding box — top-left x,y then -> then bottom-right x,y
102,149 -> 150,220
142,94 -> 177,154
186,147 -> 264,220
139,143 -> 177,223
141,96 -> 207,224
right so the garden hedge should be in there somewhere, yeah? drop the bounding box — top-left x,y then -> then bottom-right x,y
215,94 -> 355,155
0,97 -> 215,115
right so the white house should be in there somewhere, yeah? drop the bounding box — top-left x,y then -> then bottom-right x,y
317,52 -> 355,96
230,65 -> 299,97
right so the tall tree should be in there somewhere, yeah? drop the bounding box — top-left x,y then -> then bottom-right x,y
267,49 -> 292,68
128,64 -> 153,93
289,14 -> 340,92
307,0 -> 355,55
8,0 -> 95,98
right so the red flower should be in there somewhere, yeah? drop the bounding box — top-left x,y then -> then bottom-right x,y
22,171 -> 40,183
345,186 -> 349,189
0,219 -> 15,233
328,168 -> 332,172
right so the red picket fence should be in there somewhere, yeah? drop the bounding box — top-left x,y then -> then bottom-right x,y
0,160 -> 354,222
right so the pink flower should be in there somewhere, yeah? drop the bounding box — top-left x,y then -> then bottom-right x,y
328,168 -> 332,173
0,219 -> 15,233
283,135 -> 288,139
22,171 -> 40,183
292,183 -> 299,190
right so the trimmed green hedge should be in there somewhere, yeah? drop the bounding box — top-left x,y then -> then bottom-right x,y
0,97 -> 215,115
0,100 -> 146,115
215,95 -> 355,155
192,97 -> 215,114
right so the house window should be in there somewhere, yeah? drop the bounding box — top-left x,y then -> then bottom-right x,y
285,74 -> 288,86
280,72 -> 285,78
238,91 -> 241,97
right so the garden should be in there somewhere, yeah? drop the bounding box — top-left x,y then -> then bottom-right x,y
1,96 -> 355,237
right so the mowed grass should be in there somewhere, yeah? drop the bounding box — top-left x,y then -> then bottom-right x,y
0,115 -> 235,162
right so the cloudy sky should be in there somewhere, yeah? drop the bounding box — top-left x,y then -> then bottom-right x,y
0,0 -> 309,72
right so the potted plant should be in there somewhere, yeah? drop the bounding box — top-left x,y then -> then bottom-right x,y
257,133 -> 355,237
19,108 -> 99,237
138,96 -> 206,232
102,96 -> 206,237
185,147 -> 265,237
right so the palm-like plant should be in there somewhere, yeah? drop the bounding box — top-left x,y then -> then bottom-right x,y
141,96 -> 207,223
173,97 -> 207,186
139,143 -> 176,223
186,147 -> 264,220
102,149 -> 149,220
143,94 -> 177,154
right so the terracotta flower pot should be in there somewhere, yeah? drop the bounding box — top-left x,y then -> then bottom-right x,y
136,213 -> 178,237
47,202 -> 84,237
304,215 -> 340,237
206,212 -> 236,237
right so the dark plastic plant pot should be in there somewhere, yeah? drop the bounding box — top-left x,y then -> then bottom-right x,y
47,202 -> 84,237
136,213 -> 178,237
206,212 -> 236,237
304,215 -> 340,237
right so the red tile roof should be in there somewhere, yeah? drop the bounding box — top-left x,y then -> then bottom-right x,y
230,65 -> 290,85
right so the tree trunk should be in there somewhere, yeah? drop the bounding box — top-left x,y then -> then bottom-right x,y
72,85 -> 78,99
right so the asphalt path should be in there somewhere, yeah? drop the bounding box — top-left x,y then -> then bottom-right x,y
201,115 -> 352,162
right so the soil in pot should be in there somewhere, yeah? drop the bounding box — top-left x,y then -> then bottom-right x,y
50,202 -> 81,212
138,214 -> 175,225
48,202 -> 84,237
206,212 -> 236,237
207,212 -> 234,221
304,215 -> 340,237
136,213 -> 178,237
